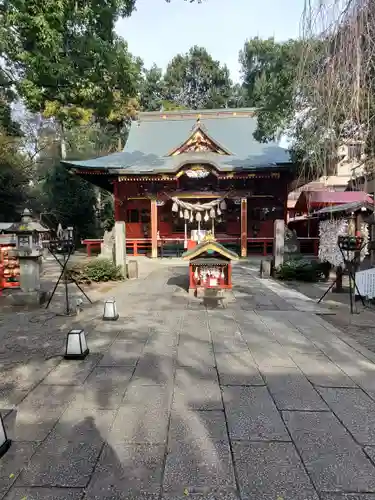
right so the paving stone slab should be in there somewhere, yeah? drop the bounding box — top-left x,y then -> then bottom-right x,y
1,358 -> 60,391
42,354 -> 101,385
256,313 -> 323,354
232,441 -> 319,500
211,333 -> 249,353
85,329 -> 120,352
365,446 -> 375,465
110,385 -> 172,444
283,410 -> 375,492
249,344 -> 296,369
208,315 -> 242,338
0,388 -> 28,409
163,492 -> 239,500
6,385 -> 76,441
71,366 -> 134,409
318,387 -> 375,445
84,493 -> 158,500
163,440 -> 235,492
174,367 -> 223,410
116,327 -> 151,342
263,365 -> 328,411
4,487 -> 84,500
86,443 -> 165,497
169,410 -> 228,444
99,340 -> 145,367
234,310 -> 277,342
145,332 -> 179,351
17,409 -> 117,488
0,441 -> 39,499
132,354 -> 175,385
215,351 -> 264,386
320,495 -> 375,500
177,343 -> 215,369
291,353 -> 358,388
223,386 -> 289,441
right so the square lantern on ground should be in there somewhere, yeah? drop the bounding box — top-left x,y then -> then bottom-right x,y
64,329 -> 89,359
103,298 -> 119,321
0,413 -> 11,458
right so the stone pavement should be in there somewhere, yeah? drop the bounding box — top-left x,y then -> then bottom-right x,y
3,263 -> 375,499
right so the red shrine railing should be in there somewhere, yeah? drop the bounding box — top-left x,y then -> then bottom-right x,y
81,236 -> 319,257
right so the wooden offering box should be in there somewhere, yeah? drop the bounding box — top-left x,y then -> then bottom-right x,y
182,234 -> 239,294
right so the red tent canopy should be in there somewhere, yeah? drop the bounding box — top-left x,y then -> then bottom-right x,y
295,190 -> 374,212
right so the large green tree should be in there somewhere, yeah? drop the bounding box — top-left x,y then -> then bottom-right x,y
139,65 -> 165,112
0,0 -> 142,158
0,132 -> 32,221
239,37 -> 304,142
163,46 -> 233,109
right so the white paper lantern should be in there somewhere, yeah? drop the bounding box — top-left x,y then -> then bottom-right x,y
103,298 -> 119,321
65,330 -> 89,360
0,413 -> 11,458
204,211 -> 209,222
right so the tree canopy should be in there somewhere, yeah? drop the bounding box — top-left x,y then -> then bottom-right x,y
163,46 -> 233,109
239,37 -> 304,142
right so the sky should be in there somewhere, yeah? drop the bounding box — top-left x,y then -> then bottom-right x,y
116,0 -> 305,83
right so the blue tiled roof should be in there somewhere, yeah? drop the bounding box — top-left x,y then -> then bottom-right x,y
63,108 -> 292,173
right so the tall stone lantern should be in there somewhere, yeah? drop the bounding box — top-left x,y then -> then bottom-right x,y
5,209 -> 49,305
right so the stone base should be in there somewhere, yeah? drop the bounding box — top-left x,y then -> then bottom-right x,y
64,348 -> 90,360
189,287 -> 235,302
260,259 -> 272,278
4,289 -> 49,307
127,260 -> 138,279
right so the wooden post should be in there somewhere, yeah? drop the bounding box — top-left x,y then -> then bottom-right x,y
240,198 -> 247,257
151,198 -> 158,258
113,179 -> 120,221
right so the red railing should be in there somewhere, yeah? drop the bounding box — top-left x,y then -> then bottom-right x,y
81,237 -> 319,257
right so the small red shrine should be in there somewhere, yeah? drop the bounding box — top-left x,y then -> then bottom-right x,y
182,234 -> 239,293
62,108 -> 297,257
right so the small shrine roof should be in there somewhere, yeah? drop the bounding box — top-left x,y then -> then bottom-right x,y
5,220 -> 49,233
63,108 -> 292,174
4,209 -> 49,233
313,200 -> 374,216
182,237 -> 239,261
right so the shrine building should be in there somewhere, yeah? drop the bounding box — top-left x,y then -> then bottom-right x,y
62,108 -> 299,258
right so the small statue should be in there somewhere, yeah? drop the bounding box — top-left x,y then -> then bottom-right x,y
284,227 -> 300,255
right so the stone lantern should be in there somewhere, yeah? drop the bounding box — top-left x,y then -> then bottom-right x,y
4,209 -> 49,305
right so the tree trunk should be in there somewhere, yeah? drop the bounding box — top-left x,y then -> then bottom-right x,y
117,124 -> 122,152
333,266 -> 344,293
60,121 -> 67,160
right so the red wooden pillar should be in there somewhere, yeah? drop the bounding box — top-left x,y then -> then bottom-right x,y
240,198 -> 247,257
189,264 -> 195,289
151,198 -> 158,258
113,179 -> 120,221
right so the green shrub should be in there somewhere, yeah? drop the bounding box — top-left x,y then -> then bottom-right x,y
67,258 -> 124,284
276,258 -> 329,282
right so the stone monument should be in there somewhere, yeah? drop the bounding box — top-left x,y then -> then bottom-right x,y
114,221 -> 127,276
4,209 -> 49,306
100,228 -> 115,261
273,219 -> 285,270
